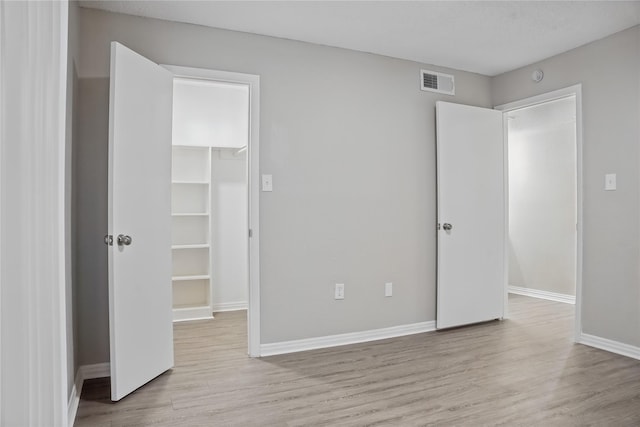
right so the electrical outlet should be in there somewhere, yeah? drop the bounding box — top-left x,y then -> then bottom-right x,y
385,282 -> 393,297
262,174 -> 273,192
605,173 -> 616,191
335,283 -> 345,300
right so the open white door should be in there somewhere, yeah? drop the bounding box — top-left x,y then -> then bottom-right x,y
107,42 -> 174,401
436,101 -> 505,329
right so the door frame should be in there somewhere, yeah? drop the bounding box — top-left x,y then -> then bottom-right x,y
495,84 -> 583,342
162,65 -> 261,357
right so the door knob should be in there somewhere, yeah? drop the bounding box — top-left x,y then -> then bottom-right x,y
117,234 -> 132,246
443,223 -> 453,231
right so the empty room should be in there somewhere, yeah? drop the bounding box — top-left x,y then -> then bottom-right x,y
2,1 -> 640,426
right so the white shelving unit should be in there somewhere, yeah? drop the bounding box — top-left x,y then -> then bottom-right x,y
171,145 -> 213,322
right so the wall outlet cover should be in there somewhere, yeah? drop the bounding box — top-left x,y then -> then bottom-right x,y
605,173 -> 616,191
262,174 -> 273,192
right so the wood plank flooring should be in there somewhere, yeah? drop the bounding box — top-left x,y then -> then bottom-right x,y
75,295 -> 640,426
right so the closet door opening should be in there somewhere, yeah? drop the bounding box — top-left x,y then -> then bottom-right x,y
169,71 -> 255,355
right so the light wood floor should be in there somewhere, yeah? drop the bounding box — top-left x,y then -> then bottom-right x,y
75,295 -> 640,426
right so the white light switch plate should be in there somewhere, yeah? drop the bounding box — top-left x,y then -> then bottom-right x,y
385,282 -> 393,297
262,174 -> 273,192
605,173 -> 616,191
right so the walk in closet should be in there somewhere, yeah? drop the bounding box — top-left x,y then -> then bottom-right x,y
171,76 -> 249,322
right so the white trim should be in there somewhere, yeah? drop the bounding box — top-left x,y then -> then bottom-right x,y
247,74 -> 261,357
502,108 -> 510,320
67,381 -> 80,427
0,4 -> 4,416
67,363 -> 111,427
260,321 -> 436,357
212,301 -> 248,312
79,362 -> 111,380
508,285 -> 575,304
57,6 -> 72,423
495,85 -> 580,111
495,84 -> 583,342
162,65 -> 261,357
1,2 -> 69,425
78,362 -> 111,381
579,334 -> 640,361
173,306 -> 214,322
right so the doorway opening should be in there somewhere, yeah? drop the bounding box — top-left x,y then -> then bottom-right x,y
164,65 -> 261,356
497,85 -> 583,340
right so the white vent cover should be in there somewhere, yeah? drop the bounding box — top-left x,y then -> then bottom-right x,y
420,69 -> 455,95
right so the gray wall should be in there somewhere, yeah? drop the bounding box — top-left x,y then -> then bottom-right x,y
75,76 -> 111,365
493,25 -> 640,346
74,7 -> 492,364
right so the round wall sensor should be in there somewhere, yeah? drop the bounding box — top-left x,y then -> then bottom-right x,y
532,69 -> 544,82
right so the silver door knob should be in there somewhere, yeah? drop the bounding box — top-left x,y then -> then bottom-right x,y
443,223 -> 453,231
117,234 -> 132,246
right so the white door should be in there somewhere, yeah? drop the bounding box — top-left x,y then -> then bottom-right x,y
436,101 -> 505,329
107,42 -> 174,401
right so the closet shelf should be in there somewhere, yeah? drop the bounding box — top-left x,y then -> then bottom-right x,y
172,274 -> 210,281
172,244 -> 210,250
171,145 -> 212,322
173,304 -> 211,311
171,212 -> 209,217
172,305 -> 214,322
172,180 -> 209,185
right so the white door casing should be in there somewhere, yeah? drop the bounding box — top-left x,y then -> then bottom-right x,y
0,1 -> 69,424
162,64 -> 261,357
108,42 -> 174,401
436,101 -> 505,329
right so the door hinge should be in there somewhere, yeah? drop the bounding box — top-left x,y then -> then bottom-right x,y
249,228 -> 253,238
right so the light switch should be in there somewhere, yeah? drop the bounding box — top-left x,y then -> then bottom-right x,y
262,174 -> 273,192
385,282 -> 393,297
605,173 -> 616,191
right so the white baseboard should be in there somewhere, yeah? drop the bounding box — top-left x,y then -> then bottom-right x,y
67,381 -> 80,427
508,285 -> 575,304
579,333 -> 640,361
79,362 -> 110,380
260,321 -> 436,357
212,301 -> 247,312
68,363 -> 110,427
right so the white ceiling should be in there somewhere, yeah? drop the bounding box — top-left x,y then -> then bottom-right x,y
79,1 -> 640,76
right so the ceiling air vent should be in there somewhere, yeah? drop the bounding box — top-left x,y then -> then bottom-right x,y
420,69 -> 455,96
